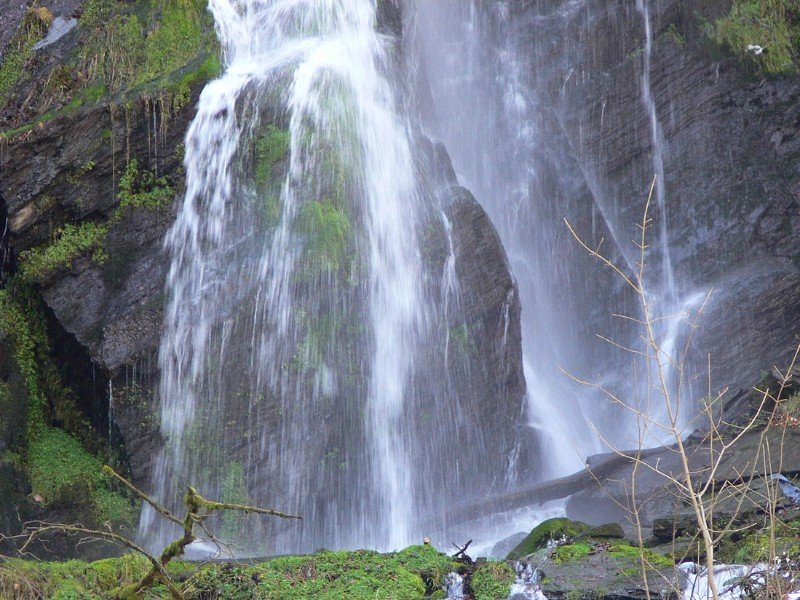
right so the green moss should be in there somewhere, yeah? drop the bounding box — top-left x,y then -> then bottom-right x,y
67,160 -> 97,185
0,8 -> 53,106
0,286 -> 135,528
782,391 -> 800,419
27,426 -> 104,503
507,518 -> 591,560
185,545 -> 455,599
255,126 -> 290,187
18,221 -> 110,281
393,545 -> 459,588
295,199 -> 351,276
553,542 -> 593,563
470,562 -> 515,600
0,546 -> 457,599
27,426 -> 136,526
220,462 -> 248,541
17,159 -> 172,282
0,288 -> 47,428
253,125 -> 290,226
713,0 -> 800,74
449,323 -> 477,358
0,554 -> 155,599
607,543 -> 673,569
663,23 -> 686,47
720,532 -> 800,564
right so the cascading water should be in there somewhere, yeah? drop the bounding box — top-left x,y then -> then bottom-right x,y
409,0 -> 703,471
140,0 -> 524,555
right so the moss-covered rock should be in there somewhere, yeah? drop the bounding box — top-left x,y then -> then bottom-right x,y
713,0 -> 800,75
470,561 -> 515,600
586,522 -> 625,539
506,518 -> 591,560
27,426 -> 137,528
0,545 -> 461,599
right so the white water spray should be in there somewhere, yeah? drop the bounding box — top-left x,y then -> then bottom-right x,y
143,0 -> 429,553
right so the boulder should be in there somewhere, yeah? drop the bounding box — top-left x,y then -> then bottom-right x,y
507,518 -> 592,560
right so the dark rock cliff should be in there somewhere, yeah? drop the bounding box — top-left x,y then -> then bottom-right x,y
0,0 -> 526,547
498,0 -> 800,394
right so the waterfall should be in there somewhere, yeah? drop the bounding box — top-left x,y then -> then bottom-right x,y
637,0 -> 676,302
409,0 -> 702,471
139,0 -> 521,555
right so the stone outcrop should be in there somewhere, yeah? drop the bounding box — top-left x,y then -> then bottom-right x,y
0,0 -> 527,545
496,0 -> 800,394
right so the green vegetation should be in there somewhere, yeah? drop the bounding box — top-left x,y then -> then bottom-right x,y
506,517 -> 591,560
295,199 -> 352,276
18,221 -> 110,281
186,545 -> 457,600
717,528 -> 800,564
0,288 -> 46,427
254,125 -> 290,226
0,82 -> 110,140
0,545 -> 460,599
27,426 -> 135,525
552,541 -> 593,563
117,158 -> 174,210
254,126 -> 290,187
713,0 -> 800,74
0,0 -> 222,137
449,323 -> 477,358
67,160 -> 98,184
0,554 -> 184,599
0,286 -> 136,527
80,0 -> 218,92
470,562 -> 515,600
18,159 -> 173,282
607,543 -> 673,569
220,462 -> 249,541
664,23 -> 686,47
0,8 -> 53,106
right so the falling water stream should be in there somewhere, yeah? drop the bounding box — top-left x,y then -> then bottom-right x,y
139,0 -> 709,555
142,0 -> 430,552
140,0 -> 525,555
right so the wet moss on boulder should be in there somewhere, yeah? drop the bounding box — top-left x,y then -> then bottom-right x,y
506,518 -> 592,560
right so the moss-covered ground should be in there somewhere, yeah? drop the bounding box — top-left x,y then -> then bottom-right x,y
712,0 -> 800,74
0,284 -> 138,531
0,545 -> 462,599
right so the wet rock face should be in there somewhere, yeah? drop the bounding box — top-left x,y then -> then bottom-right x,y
446,186 -> 527,449
0,92 -> 192,372
0,7 -> 527,498
499,0 -> 800,393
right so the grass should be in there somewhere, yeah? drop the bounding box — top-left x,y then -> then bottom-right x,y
1,0 -> 221,135
713,0 -> 800,74
79,0 -> 216,92
0,8 -> 53,106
